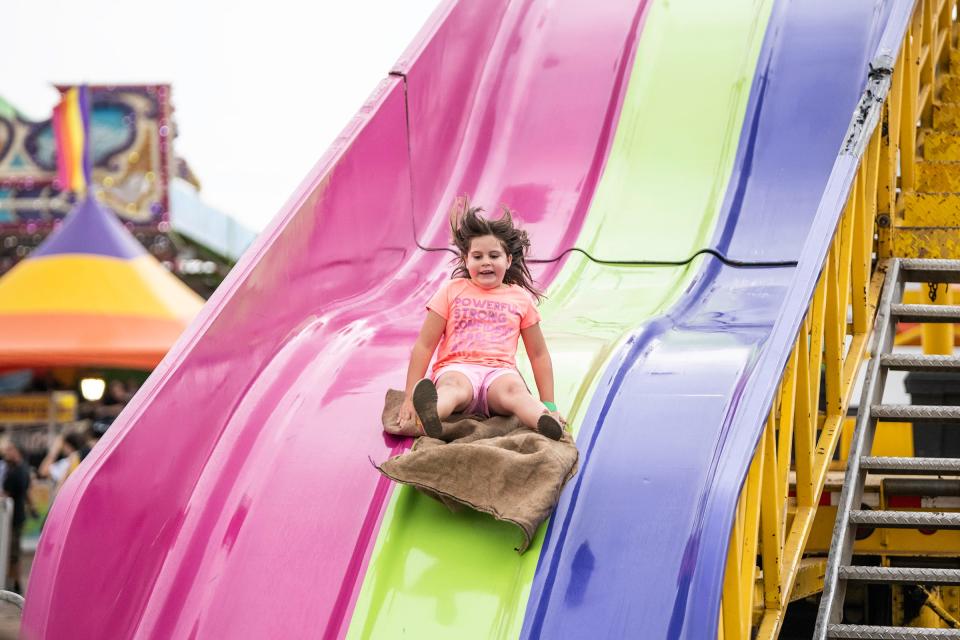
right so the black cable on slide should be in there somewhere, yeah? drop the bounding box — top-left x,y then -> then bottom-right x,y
528,246 -> 798,268
393,70 -> 796,272
413,240 -> 799,269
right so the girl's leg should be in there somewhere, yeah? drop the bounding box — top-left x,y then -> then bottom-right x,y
412,372 -> 473,438
434,372 -> 473,419
486,374 -> 562,439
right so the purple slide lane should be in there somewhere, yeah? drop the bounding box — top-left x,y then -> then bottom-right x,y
522,0 -> 896,638
22,1 -> 646,638
683,1 -> 913,637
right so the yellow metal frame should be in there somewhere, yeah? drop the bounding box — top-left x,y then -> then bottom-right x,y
718,1 -> 957,637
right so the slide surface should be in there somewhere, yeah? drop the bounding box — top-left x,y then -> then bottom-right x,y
21,1 -> 902,638
524,1 -> 897,637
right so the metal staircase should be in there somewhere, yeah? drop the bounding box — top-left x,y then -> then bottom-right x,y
814,258 -> 960,639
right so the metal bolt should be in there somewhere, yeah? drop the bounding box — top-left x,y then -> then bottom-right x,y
877,213 -> 891,228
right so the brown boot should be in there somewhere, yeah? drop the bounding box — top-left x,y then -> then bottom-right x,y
412,378 -> 443,438
536,413 -> 563,441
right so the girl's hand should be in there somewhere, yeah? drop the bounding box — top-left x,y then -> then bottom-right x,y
388,396 -> 420,435
549,410 -> 568,430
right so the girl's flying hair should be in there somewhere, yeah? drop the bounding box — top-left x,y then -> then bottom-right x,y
449,197 -> 543,302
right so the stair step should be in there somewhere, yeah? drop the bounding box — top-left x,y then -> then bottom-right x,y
849,509 -> 960,530
934,103 -> 960,129
889,304 -> 960,323
881,354 -> 960,371
899,258 -> 960,283
891,226 -> 960,260
861,456 -> 960,474
916,159 -> 960,191
839,565 -> 960,584
901,192 -> 960,225
829,624 -> 960,639
923,129 -> 960,161
872,404 -> 960,421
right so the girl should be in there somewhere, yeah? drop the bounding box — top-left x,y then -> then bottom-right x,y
391,202 -> 565,440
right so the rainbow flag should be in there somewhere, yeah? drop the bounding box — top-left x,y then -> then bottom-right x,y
52,86 -> 93,193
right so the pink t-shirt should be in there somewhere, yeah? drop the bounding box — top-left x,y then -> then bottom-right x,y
427,277 -> 541,374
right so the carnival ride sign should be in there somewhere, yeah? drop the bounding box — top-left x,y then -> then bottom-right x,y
0,391 -> 77,425
0,85 -> 174,231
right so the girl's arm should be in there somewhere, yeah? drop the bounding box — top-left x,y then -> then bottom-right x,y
397,311 -> 446,426
520,322 -> 555,405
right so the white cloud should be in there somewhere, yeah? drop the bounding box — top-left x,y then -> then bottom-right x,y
3,0 -> 442,231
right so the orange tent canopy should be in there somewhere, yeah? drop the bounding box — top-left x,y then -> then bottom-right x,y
0,197 -> 205,369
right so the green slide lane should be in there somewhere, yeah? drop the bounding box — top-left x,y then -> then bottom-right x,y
346,1 -> 774,637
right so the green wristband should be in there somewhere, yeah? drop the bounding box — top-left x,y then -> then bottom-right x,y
542,401 -> 558,412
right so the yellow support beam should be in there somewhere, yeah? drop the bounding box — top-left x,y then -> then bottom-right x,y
719,0 -> 960,635
760,417 -> 784,610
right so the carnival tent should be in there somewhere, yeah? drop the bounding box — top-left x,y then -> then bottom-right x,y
0,196 -> 204,369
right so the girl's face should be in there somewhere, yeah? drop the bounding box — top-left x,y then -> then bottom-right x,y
465,234 -> 512,289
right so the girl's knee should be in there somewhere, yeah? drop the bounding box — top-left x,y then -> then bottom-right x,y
489,377 -> 529,405
436,373 -> 471,394
501,379 -> 527,397
435,372 -> 474,406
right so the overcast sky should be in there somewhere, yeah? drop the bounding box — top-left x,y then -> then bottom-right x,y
4,0 -> 443,232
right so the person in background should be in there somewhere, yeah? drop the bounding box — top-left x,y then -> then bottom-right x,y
1,439 -> 30,593
96,380 -> 130,419
38,432 -> 89,491
88,418 -> 112,442
124,378 -> 141,399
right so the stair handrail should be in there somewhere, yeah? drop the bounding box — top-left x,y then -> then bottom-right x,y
811,259 -> 903,639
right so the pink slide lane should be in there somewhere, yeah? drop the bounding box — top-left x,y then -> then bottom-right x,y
22,1 -> 645,638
